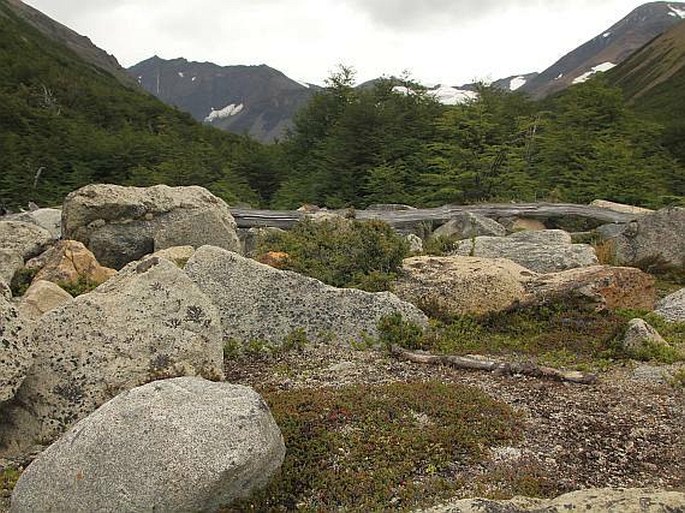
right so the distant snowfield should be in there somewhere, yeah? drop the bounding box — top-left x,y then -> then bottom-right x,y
392,85 -> 477,105
572,62 -> 616,84
509,76 -> 527,91
668,4 -> 685,17
205,103 -> 244,122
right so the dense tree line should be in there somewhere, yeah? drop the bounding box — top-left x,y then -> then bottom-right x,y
1,0 -> 682,212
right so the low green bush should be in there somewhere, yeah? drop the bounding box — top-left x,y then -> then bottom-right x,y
256,218 -> 409,291
224,381 -> 522,512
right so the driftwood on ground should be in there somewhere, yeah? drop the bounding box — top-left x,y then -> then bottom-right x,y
230,203 -> 639,232
390,345 -> 598,385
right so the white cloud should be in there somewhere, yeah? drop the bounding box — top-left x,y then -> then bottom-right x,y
23,0 -> 648,85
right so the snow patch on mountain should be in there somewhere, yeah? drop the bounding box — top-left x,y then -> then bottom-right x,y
192,76 -> 197,82
602,32 -> 612,38
668,4 -> 685,17
572,62 -> 616,84
431,86 -> 478,105
178,72 -> 184,78
509,77 -> 527,91
204,103 -> 244,122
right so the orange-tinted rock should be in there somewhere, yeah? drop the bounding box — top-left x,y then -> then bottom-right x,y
257,251 -> 290,269
33,240 -> 116,287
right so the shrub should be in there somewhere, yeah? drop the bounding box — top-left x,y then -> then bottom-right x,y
255,218 -> 409,291
57,276 -> 99,297
224,381 -> 522,512
9,267 -> 38,297
377,313 -> 425,350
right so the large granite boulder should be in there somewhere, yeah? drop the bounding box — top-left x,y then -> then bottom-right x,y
17,280 -> 73,321
10,377 -> 285,513
453,230 -> 598,273
0,250 -> 23,285
430,213 -> 505,241
62,184 -> 241,269
0,221 -> 54,261
32,240 -> 116,289
524,265 -> 657,311
417,488 -> 685,513
0,297 -> 32,404
612,207 -> 685,268
0,257 -> 223,454
184,246 -> 427,345
655,287 -> 685,323
392,256 -> 535,317
6,208 -> 62,238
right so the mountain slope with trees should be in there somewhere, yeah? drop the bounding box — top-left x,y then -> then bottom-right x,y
0,0 -> 282,210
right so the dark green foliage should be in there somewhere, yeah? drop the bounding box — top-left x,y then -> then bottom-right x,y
9,267 -> 38,297
56,276 -> 98,297
382,297 -> 684,368
225,381 -> 521,512
0,4 -> 278,208
256,218 -> 409,291
377,313 -> 424,350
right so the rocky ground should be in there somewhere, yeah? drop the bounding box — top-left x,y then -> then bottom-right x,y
225,343 -> 685,505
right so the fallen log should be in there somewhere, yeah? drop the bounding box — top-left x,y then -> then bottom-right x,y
230,203 -> 639,232
390,345 -> 598,385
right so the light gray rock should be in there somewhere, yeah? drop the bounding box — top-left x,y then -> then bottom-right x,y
10,377 -> 285,513
0,280 -> 10,300
0,221 -> 55,261
612,207 -> 685,268
62,184 -> 241,269
0,257 -> 223,454
655,287 -> 685,323
184,246 -> 428,346
597,223 -> 628,241
17,280 -> 73,321
453,233 -> 598,273
622,318 -> 670,357
0,296 -> 32,404
405,233 -> 423,254
7,209 -> 62,238
431,213 -> 505,241
417,488 -> 685,513
0,250 -> 23,285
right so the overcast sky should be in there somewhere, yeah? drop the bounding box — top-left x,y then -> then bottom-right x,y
23,0 -> 648,85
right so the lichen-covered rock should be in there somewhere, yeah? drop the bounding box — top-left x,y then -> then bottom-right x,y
17,280 -> 73,320
10,378 -> 285,513
150,245 -> 196,267
0,257 -> 223,453
499,217 -> 546,233
392,256 -> 536,316
417,488 -> 685,513
6,208 -> 62,238
612,207 -> 685,268
453,231 -> 598,273
431,213 -> 505,241
0,249 -> 23,285
590,199 -> 654,216
655,287 -> 685,323
32,240 -> 116,288
62,184 -> 241,269
0,221 -> 55,260
622,319 -> 670,357
0,296 -> 32,404
406,233 -> 423,254
524,265 -> 657,311
184,246 -> 427,345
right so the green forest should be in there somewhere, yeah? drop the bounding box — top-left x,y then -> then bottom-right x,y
1,1 -> 683,211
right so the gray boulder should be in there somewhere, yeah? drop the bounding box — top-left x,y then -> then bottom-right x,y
10,377 -> 285,513
622,318 -> 670,357
7,208 -> 62,238
417,488 -> 685,513
597,223 -> 628,241
612,207 -> 685,268
0,296 -> 32,404
655,287 -> 685,323
405,233 -> 423,254
0,257 -> 223,453
0,221 -> 55,261
62,184 -> 241,269
431,213 -> 505,241
0,249 -> 23,285
453,231 -> 598,273
185,246 -> 427,346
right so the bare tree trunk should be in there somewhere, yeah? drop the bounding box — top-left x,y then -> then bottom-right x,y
390,345 -> 598,385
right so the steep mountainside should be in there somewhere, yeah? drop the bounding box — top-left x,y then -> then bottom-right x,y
128,57 -> 315,143
520,1 -> 685,99
2,0 -> 135,86
0,0 -> 270,209
607,19 -> 685,164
